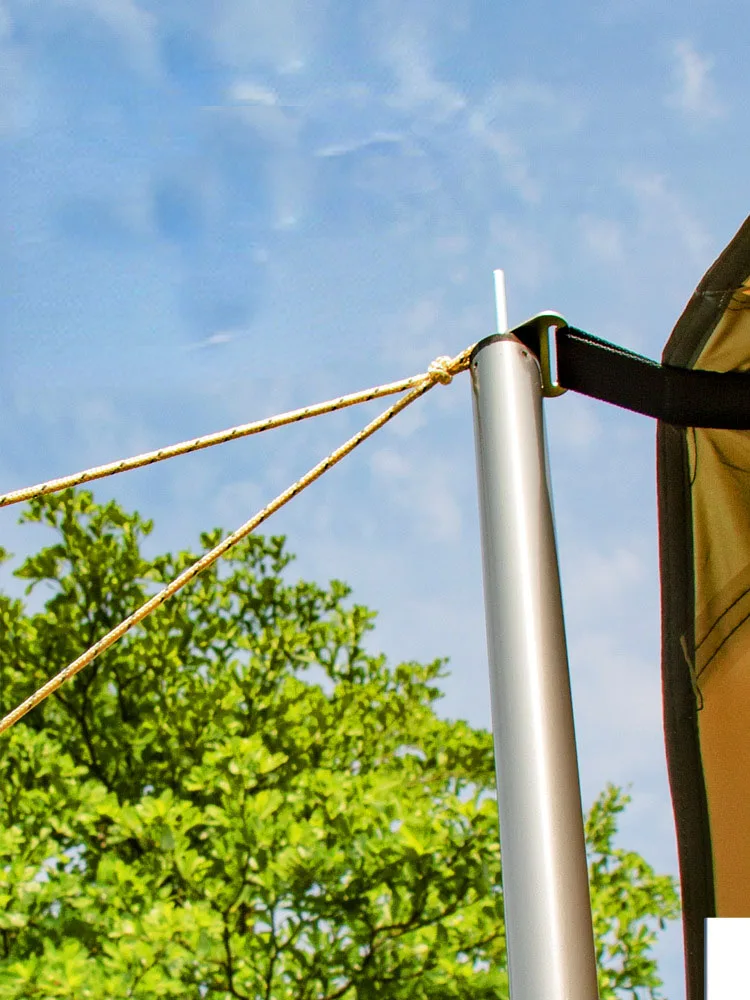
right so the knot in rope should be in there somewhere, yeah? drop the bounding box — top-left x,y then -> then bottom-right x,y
428,355 -> 454,385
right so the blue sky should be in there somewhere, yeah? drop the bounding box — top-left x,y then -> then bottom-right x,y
2,0 -> 749,994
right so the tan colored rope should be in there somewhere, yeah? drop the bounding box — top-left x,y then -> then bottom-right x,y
0,347 -> 473,736
0,371 -> 450,510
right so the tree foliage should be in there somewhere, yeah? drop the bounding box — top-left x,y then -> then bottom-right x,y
0,492 -> 679,998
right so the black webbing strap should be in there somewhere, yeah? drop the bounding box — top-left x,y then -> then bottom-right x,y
512,321 -> 750,429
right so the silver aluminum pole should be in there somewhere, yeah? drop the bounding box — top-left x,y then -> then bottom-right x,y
471,272 -> 599,999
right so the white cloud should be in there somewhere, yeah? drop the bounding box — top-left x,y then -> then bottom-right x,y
206,100 -> 299,148
0,6 -> 25,132
214,479 -> 264,528
467,80 -> 585,204
315,131 -> 404,159
370,446 -> 463,542
480,80 -> 585,138
468,113 -> 540,204
433,234 -> 469,257
383,403 -> 428,439
212,0 -> 324,74
666,39 -> 725,122
278,58 -> 305,75
58,0 -> 160,78
274,210 -> 298,230
557,542 -> 660,791
487,216 -> 554,295
228,81 -> 280,107
380,27 -> 466,123
379,296 -> 444,370
549,395 -> 602,453
563,543 -> 648,620
569,629 -> 664,792
371,447 -> 410,479
202,97 -> 304,231
187,331 -> 239,351
623,169 -> 710,262
578,214 -> 625,263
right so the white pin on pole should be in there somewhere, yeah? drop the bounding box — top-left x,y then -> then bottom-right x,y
493,269 -> 508,334
470,273 -> 599,999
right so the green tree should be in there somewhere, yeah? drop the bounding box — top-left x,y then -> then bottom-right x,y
0,492 -> 679,999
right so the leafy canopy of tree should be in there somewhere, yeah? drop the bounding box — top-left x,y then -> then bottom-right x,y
0,492 -> 679,998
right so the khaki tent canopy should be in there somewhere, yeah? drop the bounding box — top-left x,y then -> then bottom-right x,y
659,215 -> 750,1000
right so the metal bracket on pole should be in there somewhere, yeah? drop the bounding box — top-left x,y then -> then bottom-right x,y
510,311 -> 569,397
471,272 -> 599,999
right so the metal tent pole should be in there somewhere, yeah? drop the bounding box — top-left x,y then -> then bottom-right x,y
470,272 -> 599,999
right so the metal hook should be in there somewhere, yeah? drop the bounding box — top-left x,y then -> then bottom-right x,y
531,312 -> 568,398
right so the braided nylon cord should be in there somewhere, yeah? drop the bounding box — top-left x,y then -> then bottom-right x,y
0,347 -> 472,735
0,371 -> 447,510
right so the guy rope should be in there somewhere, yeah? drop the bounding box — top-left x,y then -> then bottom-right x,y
0,348 -> 472,736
